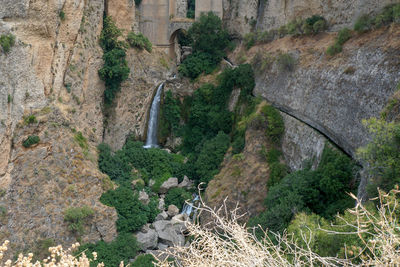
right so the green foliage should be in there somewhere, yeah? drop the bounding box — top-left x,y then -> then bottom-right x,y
357,118 -> 400,196
59,10 -> 65,21
98,48 -> 130,104
63,206 -> 94,235
179,12 -> 230,79
100,185 -> 158,233
267,162 -> 288,187
244,32 -> 256,50
187,0 -> 195,19
160,90 -> 181,141
195,132 -> 230,185
22,135 -> 40,148
99,16 -> 129,104
327,28 -> 352,56
0,33 -> 15,54
78,233 -> 139,267
32,239 -> 55,263
74,131 -> 88,150
24,115 -> 37,124
261,105 -> 284,144
132,254 -> 156,267
135,0 -> 142,6
178,51 -> 218,80
127,32 -> 152,52
231,132 -> 245,155
164,187 -> 192,209
249,145 -> 357,237
354,14 -> 373,33
276,53 -> 296,72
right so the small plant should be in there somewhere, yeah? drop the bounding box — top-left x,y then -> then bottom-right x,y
24,114 -> 37,124
65,83 -> 71,93
22,135 -> 40,148
326,27 -> 352,56
0,33 -> 15,53
63,206 -> 94,235
354,14 -> 373,33
74,131 -> 88,151
276,53 -> 296,72
59,10 -> 65,21
127,32 -> 152,52
7,94 -> 12,103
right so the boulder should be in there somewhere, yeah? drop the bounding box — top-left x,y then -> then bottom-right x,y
136,229 -> 158,251
131,178 -> 145,190
178,175 -> 193,189
155,211 -> 168,221
159,177 -> 178,193
167,205 -> 179,217
158,198 -> 165,211
149,179 -> 155,187
153,220 -> 185,247
138,190 -> 149,205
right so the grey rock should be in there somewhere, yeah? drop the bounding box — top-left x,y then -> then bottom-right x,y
157,243 -> 169,250
153,220 -> 185,247
178,175 -> 193,189
138,190 -> 149,205
158,198 -> 165,211
136,229 -> 158,251
167,205 -> 179,217
155,211 -> 168,221
159,177 -> 178,194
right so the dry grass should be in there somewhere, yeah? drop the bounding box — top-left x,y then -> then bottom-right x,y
155,189 -> 400,267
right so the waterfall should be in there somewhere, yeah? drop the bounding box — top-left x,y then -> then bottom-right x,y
143,83 -> 164,148
181,194 -> 200,221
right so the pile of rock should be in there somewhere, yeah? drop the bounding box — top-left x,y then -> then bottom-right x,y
134,176 -> 194,254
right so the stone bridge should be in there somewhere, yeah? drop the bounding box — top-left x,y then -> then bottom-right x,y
139,0 -> 222,58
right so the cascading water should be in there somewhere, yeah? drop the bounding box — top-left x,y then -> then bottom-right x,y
143,83 -> 164,148
181,194 -> 200,221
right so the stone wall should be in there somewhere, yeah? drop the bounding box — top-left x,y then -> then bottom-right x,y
196,0 -> 223,19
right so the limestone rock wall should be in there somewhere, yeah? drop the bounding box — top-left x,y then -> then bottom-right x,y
248,26 -> 400,157
224,0 -> 400,36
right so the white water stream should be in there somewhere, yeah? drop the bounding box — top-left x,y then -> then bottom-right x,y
143,83 -> 164,148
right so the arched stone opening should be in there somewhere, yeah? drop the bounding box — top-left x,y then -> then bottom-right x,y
169,28 -> 189,63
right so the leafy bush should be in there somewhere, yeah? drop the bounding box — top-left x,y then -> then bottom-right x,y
22,135 -> 40,148
326,42 -> 343,56
244,32 -> 256,50
132,254 -> 156,267
326,28 -> 352,56
59,10 -> 65,21
127,32 -> 152,52
249,145 -> 357,236
179,12 -> 230,79
187,0 -> 195,19
74,131 -> 88,150
261,105 -> 284,144
0,34 -> 15,53
135,0 -> 142,6
78,233 -> 139,267
99,16 -> 129,104
267,162 -> 288,187
100,185 -> 158,233
64,206 -> 94,235
354,14 -> 373,33
24,114 -> 37,124
164,187 -> 192,209
357,118 -> 400,197
276,53 -> 296,71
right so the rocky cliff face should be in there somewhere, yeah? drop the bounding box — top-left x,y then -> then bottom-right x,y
223,0 -> 400,36
232,26 -> 400,157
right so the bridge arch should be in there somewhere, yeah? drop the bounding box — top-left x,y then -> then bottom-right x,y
168,19 -> 193,60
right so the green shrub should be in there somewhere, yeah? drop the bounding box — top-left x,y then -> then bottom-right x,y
135,0 -> 142,6
244,32 -> 256,49
178,52 -> 218,79
267,162 -> 288,187
337,28 -> 352,45
59,10 -> 65,21
187,0 -> 195,19
232,133 -> 245,155
64,206 -> 94,235
99,16 -> 129,104
313,19 -> 327,33
0,34 -> 15,53
261,105 -> 284,144
132,254 -> 156,267
100,186 -> 158,233
276,53 -> 296,71
127,32 -> 152,52
74,131 -> 88,150
164,187 -> 192,209
354,14 -> 373,33
265,148 -> 282,164
326,42 -> 342,56
160,90 -> 181,137
78,233 -> 139,267
22,135 -> 40,148
24,115 -> 37,124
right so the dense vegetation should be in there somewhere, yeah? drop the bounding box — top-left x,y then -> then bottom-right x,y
22,135 -> 40,148
187,0 -> 195,19
63,206 -> 94,236
127,32 -> 152,52
249,145 -> 358,237
326,28 -> 352,56
98,16 -> 130,104
354,4 -> 400,33
179,12 -> 230,79
0,33 -> 15,54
